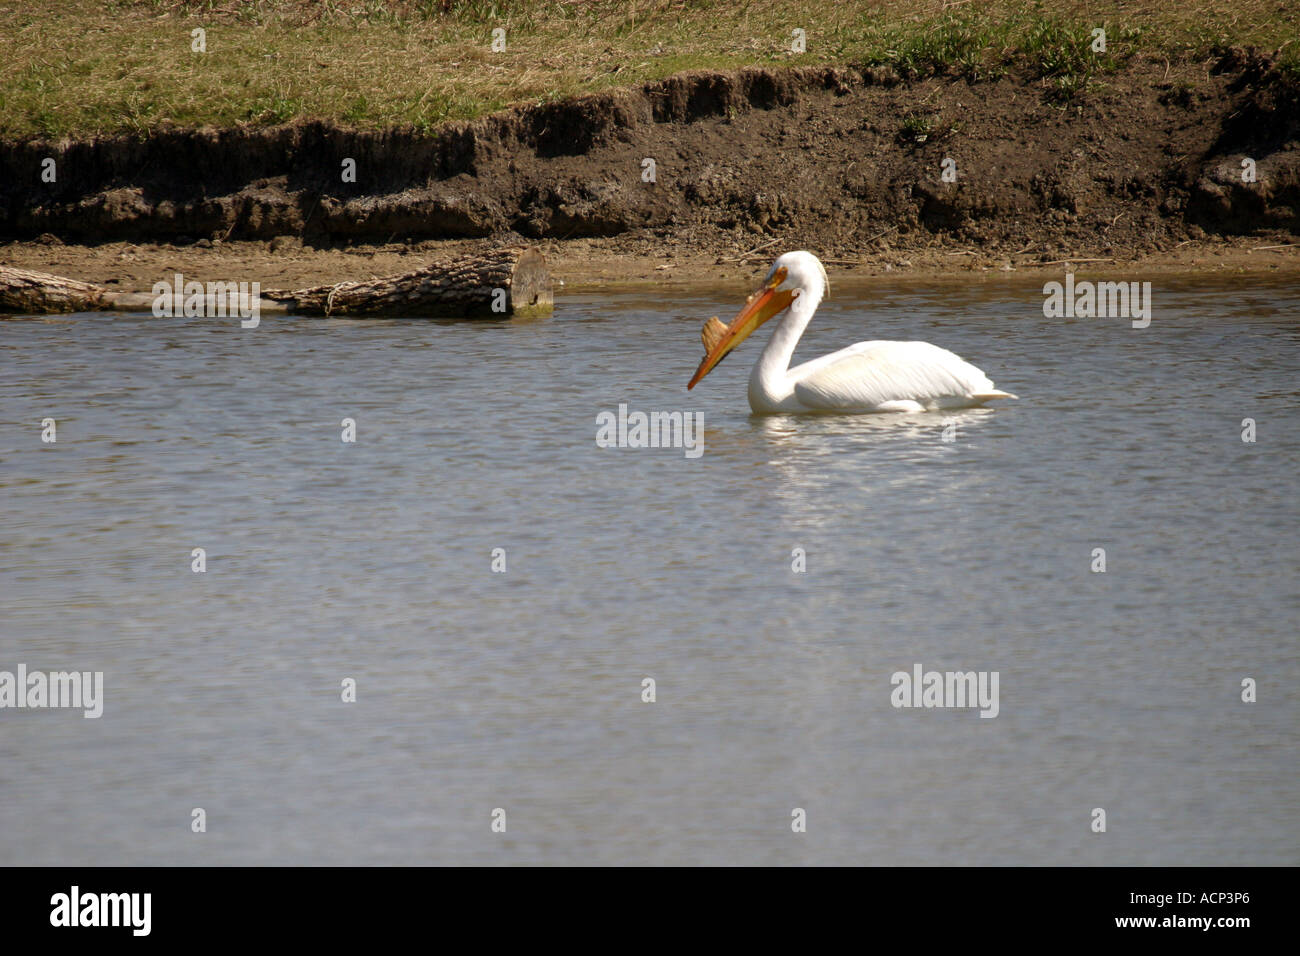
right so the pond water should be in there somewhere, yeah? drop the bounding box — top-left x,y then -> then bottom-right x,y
1,273 -> 1297,865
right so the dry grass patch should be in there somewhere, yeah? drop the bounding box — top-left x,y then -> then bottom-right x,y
1,0 -> 1295,138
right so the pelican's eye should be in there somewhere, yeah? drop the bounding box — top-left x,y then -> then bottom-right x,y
768,266 -> 789,289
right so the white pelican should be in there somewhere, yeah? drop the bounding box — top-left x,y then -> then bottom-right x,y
688,251 -> 1018,413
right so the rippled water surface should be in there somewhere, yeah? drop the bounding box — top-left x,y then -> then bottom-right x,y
2,274 -> 1298,865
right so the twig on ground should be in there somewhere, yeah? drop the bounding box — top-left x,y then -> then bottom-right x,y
1029,257 -> 1117,266
717,237 -> 781,263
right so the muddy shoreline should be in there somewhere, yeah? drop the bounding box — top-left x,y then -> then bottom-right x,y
2,56 -> 1298,288
2,234 -> 1297,294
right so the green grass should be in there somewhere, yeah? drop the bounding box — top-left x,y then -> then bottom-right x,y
1,1 -> 1296,139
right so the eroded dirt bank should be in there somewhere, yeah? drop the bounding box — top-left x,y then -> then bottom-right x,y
1,54 -> 1298,286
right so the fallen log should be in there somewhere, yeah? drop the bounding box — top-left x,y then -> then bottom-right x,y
264,247 -> 553,317
0,265 -> 112,314
0,264 -> 289,316
0,247 -> 553,318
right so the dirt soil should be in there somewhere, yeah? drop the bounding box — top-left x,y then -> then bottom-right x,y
2,53 -> 1298,289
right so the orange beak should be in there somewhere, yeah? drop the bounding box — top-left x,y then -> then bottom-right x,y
687,269 -> 794,389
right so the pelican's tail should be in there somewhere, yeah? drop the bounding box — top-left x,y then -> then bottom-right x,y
973,390 -> 1019,401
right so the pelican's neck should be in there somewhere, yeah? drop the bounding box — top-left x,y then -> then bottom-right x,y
749,284 -> 821,407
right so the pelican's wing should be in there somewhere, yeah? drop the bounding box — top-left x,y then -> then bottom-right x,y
791,340 -> 1016,411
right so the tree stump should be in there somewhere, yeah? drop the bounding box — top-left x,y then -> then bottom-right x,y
264,247 -> 553,317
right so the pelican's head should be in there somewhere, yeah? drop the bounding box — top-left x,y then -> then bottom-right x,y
687,251 -> 829,389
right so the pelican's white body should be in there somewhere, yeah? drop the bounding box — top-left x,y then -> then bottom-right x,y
745,252 -> 1017,414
